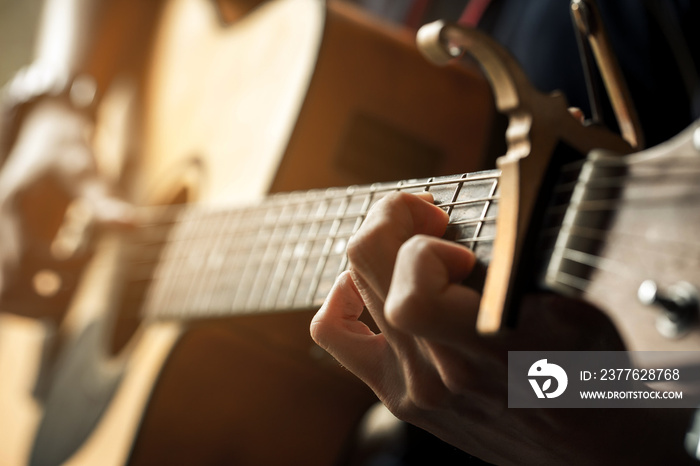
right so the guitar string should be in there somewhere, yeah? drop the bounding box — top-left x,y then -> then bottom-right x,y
123,198 -> 499,262
127,195 -> 502,247
546,247 -> 653,295
116,181 -> 501,259
128,179 -> 500,314
121,179 -> 700,270
127,172 -> 503,218
127,167 -> 700,247
124,226 -> 697,317
121,201 -> 500,281
136,241 -> 663,318
118,181 -> 700,286
111,174 -> 502,249
56,163 -> 699,313
117,234 -> 691,317
102,161 -> 700,254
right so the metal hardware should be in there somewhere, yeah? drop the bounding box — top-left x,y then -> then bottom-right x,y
638,279 -> 699,338
570,0 -> 644,149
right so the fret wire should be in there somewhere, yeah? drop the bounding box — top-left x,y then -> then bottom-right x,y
207,209 -> 244,313
449,216 -> 498,227
231,207 -> 278,311
129,171 -> 500,225
244,204 -> 286,311
439,196 -> 499,209
175,209 -> 211,317
306,194 -> 350,305
423,177 -> 434,193
286,196 -> 330,308
454,236 -> 495,244
131,190 -> 500,272
128,165 -> 698,239
359,172 -> 500,196
142,172 -> 507,318
140,249 -> 349,281
127,206 -> 498,277
337,188 -> 376,280
214,210 -> 250,313
184,211 -> 211,315
163,210 -> 200,314
257,203 -> 294,309
445,175 -> 466,217
467,178 -> 499,249
272,194 -> 319,308
149,208 -> 196,316
195,210 -> 231,313
189,209 -> 228,316
265,199 -> 310,309
130,175 -> 503,252
130,154 -> 700,320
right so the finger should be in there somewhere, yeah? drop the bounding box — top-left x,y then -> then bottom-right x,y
315,272 -> 452,414
385,235 -> 481,345
347,192 -> 448,302
348,266 -> 424,356
76,179 -> 135,227
310,271 -> 395,391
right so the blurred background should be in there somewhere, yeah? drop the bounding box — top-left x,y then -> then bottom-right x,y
0,0 -> 43,85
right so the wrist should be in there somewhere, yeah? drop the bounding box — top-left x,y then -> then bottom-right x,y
2,62 -> 97,111
1,63 -> 97,164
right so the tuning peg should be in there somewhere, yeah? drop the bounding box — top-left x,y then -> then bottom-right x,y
638,279 -> 699,338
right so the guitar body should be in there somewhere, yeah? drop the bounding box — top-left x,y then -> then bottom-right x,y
0,0 -> 496,464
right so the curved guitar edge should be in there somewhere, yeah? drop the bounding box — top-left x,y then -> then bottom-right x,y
0,313 -> 46,466
63,322 -> 183,466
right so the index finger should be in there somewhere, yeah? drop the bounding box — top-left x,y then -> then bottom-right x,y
347,192 -> 448,303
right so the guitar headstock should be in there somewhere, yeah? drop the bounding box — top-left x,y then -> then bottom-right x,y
544,120 -> 700,352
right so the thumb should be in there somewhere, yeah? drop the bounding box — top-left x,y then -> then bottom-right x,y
74,177 -> 135,227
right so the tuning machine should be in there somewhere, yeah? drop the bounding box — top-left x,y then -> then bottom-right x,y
638,280 -> 699,338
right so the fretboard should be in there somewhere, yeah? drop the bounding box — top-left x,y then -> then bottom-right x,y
135,170 -> 500,320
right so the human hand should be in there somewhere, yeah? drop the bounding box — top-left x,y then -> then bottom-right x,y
311,192 -> 694,465
0,97 -> 132,295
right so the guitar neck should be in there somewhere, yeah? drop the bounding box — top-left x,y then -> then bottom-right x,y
134,170 -> 501,320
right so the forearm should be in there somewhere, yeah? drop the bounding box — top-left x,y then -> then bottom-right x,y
33,0 -> 104,75
23,0 -> 159,102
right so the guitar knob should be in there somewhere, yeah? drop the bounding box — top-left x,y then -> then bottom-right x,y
638,280 -> 699,338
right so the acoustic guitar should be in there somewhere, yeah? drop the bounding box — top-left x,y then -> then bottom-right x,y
2,0 -> 699,465
0,0 -> 497,464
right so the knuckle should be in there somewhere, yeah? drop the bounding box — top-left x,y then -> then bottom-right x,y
345,230 -> 369,268
400,234 -> 436,263
385,290 -> 423,331
368,192 -> 416,232
347,192 -> 424,270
